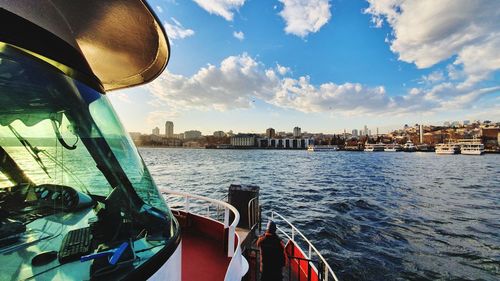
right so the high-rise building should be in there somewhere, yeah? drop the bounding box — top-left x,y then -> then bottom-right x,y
266,128 -> 276,138
165,121 -> 174,138
293,126 -> 301,138
363,125 -> 368,136
152,127 -> 160,135
352,129 -> 358,137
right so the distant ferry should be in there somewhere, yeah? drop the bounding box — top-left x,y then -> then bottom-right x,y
307,145 -> 340,151
364,143 -> 385,152
435,142 -> 460,154
384,143 -> 402,152
459,139 -> 484,155
403,140 -> 417,152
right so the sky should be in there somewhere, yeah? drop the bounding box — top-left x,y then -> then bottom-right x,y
109,0 -> 500,135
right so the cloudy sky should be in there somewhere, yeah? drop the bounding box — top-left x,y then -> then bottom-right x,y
109,0 -> 500,135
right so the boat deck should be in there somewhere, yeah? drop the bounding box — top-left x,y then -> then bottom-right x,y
182,231 -> 230,281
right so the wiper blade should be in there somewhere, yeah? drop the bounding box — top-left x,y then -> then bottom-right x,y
7,124 -> 51,178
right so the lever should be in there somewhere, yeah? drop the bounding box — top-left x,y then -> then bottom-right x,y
80,242 -> 128,265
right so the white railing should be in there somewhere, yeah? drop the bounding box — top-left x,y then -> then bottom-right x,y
160,189 -> 240,257
247,197 -> 259,229
271,211 -> 340,281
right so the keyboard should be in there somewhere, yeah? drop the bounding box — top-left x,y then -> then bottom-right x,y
58,227 -> 92,264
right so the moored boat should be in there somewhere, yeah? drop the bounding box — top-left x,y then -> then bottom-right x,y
308,145 -> 340,151
384,143 -> 402,152
364,143 -> 385,152
435,142 -> 460,155
458,139 -> 484,155
403,140 -> 417,152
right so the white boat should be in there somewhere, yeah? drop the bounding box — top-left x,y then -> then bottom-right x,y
308,144 -> 340,151
403,140 -> 417,152
364,143 -> 385,152
384,144 -> 402,152
435,142 -> 460,154
459,139 -> 484,155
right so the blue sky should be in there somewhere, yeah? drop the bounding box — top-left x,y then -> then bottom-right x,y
109,0 -> 500,135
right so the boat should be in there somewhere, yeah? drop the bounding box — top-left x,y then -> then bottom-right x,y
458,139 -> 484,155
416,144 -> 434,152
403,140 -> 417,152
308,144 -> 340,151
384,143 -> 402,152
0,2 -> 338,281
364,143 -> 385,152
435,142 -> 460,155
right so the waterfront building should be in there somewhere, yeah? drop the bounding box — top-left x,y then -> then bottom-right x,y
293,126 -> 301,138
152,126 -> 160,135
213,131 -> 226,138
184,130 -> 202,139
231,134 -> 257,147
173,133 -> 184,139
266,128 -> 276,138
165,121 -> 174,138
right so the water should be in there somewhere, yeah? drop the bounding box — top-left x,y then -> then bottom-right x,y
140,148 -> 500,281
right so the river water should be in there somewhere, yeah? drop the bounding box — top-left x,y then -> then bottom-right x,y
140,148 -> 499,281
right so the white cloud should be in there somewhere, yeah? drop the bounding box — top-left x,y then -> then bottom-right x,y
276,64 -> 290,75
278,0 -> 331,37
364,0 -> 500,86
233,31 -> 245,41
147,53 -> 499,116
193,0 -> 245,21
420,70 -> 445,85
164,17 -> 195,41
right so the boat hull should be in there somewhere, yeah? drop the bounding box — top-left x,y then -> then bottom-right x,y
461,150 -> 484,155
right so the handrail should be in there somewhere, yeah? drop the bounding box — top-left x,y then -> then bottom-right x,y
160,189 -> 240,257
247,197 -> 259,229
271,211 -> 340,281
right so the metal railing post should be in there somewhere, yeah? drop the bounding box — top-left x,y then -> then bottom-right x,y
224,208 -> 229,228
228,225 -> 235,257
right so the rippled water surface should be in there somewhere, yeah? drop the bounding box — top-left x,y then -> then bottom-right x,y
140,148 -> 500,281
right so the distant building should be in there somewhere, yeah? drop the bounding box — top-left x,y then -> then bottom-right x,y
364,125 -> 369,135
184,130 -> 202,139
173,133 -> 184,139
213,131 -> 226,138
293,126 -> 301,138
266,128 -> 276,138
419,124 -> 424,144
152,127 -> 160,136
231,134 -> 257,147
277,131 -> 287,137
352,129 -> 358,138
463,120 -> 470,125
165,121 -> 174,138
443,121 -> 451,127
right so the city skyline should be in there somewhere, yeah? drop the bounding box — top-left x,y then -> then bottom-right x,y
109,0 -> 500,135
140,119 -> 496,138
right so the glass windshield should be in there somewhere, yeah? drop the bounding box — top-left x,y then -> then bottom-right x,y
0,43 -> 178,280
